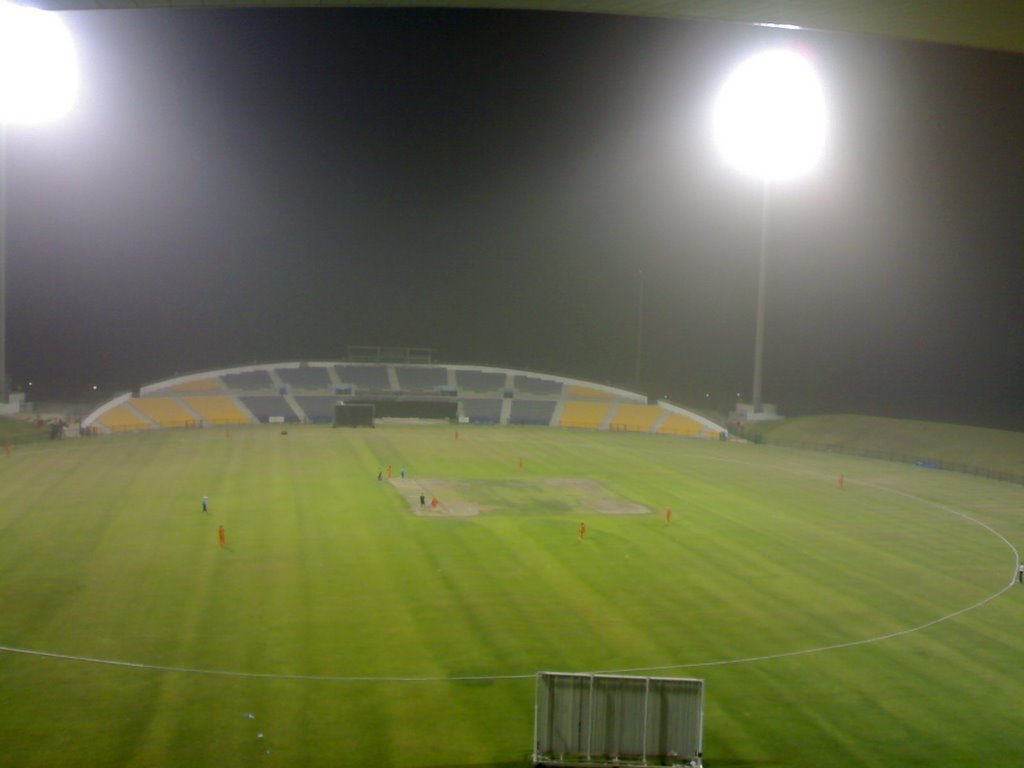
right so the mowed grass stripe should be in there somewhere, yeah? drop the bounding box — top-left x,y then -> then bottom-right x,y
201,430 -> 416,676
36,423 -> 995,675
0,423 -> 1020,768
4,440 -> 184,654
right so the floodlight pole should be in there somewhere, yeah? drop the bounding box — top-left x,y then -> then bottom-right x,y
0,125 -> 7,404
0,5 -> 80,406
714,48 -> 827,417
634,265 -> 644,386
751,180 -> 769,414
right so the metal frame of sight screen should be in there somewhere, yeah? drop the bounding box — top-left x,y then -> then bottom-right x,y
533,672 -> 704,767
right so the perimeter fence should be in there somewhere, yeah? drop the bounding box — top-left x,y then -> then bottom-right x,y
763,437 -> 1024,486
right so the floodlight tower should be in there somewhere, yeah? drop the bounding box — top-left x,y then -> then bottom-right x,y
712,48 -> 826,415
0,1 -> 78,405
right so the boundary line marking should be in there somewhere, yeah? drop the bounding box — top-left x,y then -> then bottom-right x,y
1,472 -> 1019,682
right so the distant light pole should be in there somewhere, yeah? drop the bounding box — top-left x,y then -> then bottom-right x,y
0,2 -> 78,404
712,48 -> 826,415
634,264 -> 644,386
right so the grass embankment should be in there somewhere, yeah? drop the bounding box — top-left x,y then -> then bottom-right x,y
0,424 -> 1022,767
752,414 -> 1024,481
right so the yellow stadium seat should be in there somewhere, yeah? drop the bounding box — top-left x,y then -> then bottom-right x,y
560,401 -> 611,429
183,396 -> 252,426
96,404 -> 152,432
658,413 -> 708,437
608,404 -> 663,433
130,397 -> 199,429
567,385 -> 615,400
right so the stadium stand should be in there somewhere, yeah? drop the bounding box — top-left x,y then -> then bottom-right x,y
96,403 -> 151,432
508,399 -> 557,426
460,398 -> 504,424
514,374 -> 563,396
568,384 -> 616,400
293,396 -> 337,424
221,370 -> 275,392
334,365 -> 391,392
608,404 -> 664,433
131,397 -> 199,429
454,369 -> 506,393
394,365 -> 448,391
276,366 -> 331,392
164,378 -> 222,393
83,361 -> 726,439
560,402 -> 612,430
182,396 -> 251,426
239,395 -> 297,423
658,412 -> 709,437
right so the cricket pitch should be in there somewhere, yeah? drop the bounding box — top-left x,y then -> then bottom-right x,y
390,477 -> 650,517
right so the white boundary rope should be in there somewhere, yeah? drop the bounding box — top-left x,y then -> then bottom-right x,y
602,486 -> 1020,674
1,476 -> 1019,683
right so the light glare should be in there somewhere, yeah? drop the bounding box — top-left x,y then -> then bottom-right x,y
712,49 -> 827,181
0,3 -> 78,124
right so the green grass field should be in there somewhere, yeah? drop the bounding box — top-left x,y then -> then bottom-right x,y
1,423 -> 1022,767
0,416 -> 50,446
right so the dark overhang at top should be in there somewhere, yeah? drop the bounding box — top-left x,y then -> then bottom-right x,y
19,1 -> 1024,56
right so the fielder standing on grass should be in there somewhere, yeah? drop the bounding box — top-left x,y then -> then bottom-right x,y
202,495 -> 208,512
1018,563 -> 1023,584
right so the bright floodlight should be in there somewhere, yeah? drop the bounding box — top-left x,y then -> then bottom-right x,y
712,49 -> 827,182
0,2 -> 78,124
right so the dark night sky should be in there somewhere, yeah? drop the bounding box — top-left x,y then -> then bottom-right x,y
5,8 -> 1023,428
